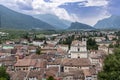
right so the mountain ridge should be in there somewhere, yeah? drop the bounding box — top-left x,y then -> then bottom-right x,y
33,14 -> 71,29
94,15 -> 120,29
68,22 -> 95,30
0,5 -> 55,30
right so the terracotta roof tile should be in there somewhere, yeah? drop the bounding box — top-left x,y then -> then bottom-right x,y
64,58 -> 91,67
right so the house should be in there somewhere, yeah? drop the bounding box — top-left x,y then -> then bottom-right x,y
47,59 -> 62,72
107,34 -> 118,41
0,52 -> 5,58
8,71 -> 27,80
5,41 -> 15,44
20,39 -> 29,45
59,72 -> 74,80
56,48 -> 68,58
8,70 -> 43,80
89,53 -> 100,65
68,40 -> 88,58
63,58 -> 91,72
98,45 -> 109,54
28,46 -> 36,53
15,45 -> 30,56
60,70 -> 84,80
14,59 -> 46,71
26,70 -> 44,80
97,41 -> 112,47
32,41 -> 44,46
47,41 -> 58,45
83,68 -> 97,80
108,48 -> 114,54
41,43 -> 57,54
57,44 -> 69,52
0,56 -> 16,70
2,44 -> 14,50
89,51 -> 102,65
92,37 -> 106,42
45,67 -> 59,79
89,50 -> 107,69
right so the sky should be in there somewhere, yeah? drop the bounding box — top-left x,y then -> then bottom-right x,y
0,0 -> 119,26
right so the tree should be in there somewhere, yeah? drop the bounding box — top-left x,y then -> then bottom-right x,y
0,77 -> 7,80
109,44 -> 114,48
87,38 -> 98,50
36,47 -> 41,55
0,66 -> 10,80
44,40 -> 47,45
0,39 -> 2,44
98,47 -> 120,80
112,38 -> 117,40
47,76 -> 55,80
59,35 -> 75,50
105,35 -> 109,41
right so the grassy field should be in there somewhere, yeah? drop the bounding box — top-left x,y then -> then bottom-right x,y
36,34 -> 45,38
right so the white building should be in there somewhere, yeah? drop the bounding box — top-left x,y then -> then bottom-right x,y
32,41 -> 44,46
68,40 -> 88,58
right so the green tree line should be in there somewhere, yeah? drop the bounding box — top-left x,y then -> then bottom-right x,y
98,47 -> 120,80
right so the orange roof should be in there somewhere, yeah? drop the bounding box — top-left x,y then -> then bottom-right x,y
35,59 -> 46,68
57,48 -> 67,54
83,69 -> 91,76
64,58 -> 91,67
71,40 -> 80,45
14,59 -> 36,67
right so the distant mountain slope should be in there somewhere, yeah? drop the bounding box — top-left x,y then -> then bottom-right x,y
68,22 -> 95,30
33,14 -> 71,29
94,15 -> 120,29
0,5 -> 55,30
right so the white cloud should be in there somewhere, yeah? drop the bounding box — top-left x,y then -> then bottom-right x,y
0,0 -> 16,8
0,0 -> 88,21
0,0 -> 110,26
78,10 -> 111,26
31,0 -> 79,21
84,0 -> 109,7
15,0 -> 33,7
49,0 -> 86,6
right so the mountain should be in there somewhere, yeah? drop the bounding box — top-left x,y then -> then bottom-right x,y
33,14 -> 71,29
94,15 -> 120,29
0,5 -> 55,30
68,22 -> 95,30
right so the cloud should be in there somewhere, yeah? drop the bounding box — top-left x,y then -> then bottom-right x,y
16,0 -> 33,10
31,0 -> 110,23
0,0 -> 16,8
31,0 -> 80,21
59,0 -> 110,25
0,0 -> 111,26
78,9 -> 111,26
108,0 -> 120,15
83,0 -> 109,7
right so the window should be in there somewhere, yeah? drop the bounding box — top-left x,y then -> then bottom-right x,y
26,68 -> 28,70
78,48 -> 80,51
23,68 -> 25,70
